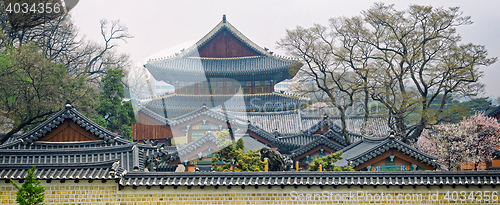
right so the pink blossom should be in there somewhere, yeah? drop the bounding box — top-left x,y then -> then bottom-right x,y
417,112 -> 500,171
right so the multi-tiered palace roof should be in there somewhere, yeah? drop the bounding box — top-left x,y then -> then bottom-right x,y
145,15 -> 301,93
143,15 -> 305,118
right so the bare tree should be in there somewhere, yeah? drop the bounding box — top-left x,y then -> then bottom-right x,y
330,16 -> 376,135
62,19 -> 133,84
359,3 -> 496,143
278,25 -> 363,144
124,66 -> 154,100
281,3 -> 497,144
0,8 -> 133,85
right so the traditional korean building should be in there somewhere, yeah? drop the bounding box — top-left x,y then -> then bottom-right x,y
142,15 -> 305,118
132,15 -> 399,161
136,104 -> 439,172
1,15 -> 500,205
133,15 -> 326,152
0,101 -> 160,176
2,102 -> 500,205
482,105 -> 500,170
145,15 -> 301,96
333,135 -> 439,171
484,104 -> 500,122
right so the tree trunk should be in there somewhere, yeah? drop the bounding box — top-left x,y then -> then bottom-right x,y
408,124 -> 425,144
394,113 -> 408,142
361,85 -> 370,135
339,108 -> 351,144
0,111 -> 56,144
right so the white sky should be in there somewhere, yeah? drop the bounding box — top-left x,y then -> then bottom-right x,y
70,0 -> 500,98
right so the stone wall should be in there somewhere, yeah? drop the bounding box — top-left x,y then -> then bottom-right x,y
1,181 -> 117,204
1,181 -> 499,204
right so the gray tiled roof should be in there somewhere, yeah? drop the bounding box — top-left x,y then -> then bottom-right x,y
143,93 -> 307,118
289,135 -> 345,159
142,99 -> 389,137
484,105 -> 500,118
236,111 -> 390,136
0,160 -> 125,180
0,141 -> 138,171
121,171 -> 500,187
335,136 -> 439,169
246,124 -> 277,143
1,103 -> 130,148
231,110 -> 303,135
177,131 -> 218,157
145,16 -> 301,76
323,129 -> 348,147
142,104 -> 372,155
147,56 -> 300,75
139,107 -> 171,125
167,105 -> 247,127
329,116 -> 391,137
272,119 -> 362,153
0,103 -> 159,176
165,131 -> 220,163
237,135 -> 269,152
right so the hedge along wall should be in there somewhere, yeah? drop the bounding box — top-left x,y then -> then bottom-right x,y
1,180 -> 498,204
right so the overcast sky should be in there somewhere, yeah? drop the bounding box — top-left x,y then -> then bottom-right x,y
70,0 -> 500,98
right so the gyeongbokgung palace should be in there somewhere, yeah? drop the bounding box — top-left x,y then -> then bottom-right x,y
1,15 -> 500,204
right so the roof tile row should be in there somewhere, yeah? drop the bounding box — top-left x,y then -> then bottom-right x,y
122,171 -> 500,187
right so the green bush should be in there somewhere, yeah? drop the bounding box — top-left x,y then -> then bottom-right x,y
10,166 -> 45,205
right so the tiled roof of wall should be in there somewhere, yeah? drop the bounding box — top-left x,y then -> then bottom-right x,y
121,171 -> 500,187
0,160 -> 125,180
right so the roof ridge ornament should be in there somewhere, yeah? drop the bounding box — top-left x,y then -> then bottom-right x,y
389,131 -> 395,139
223,14 -> 226,23
65,99 -> 72,109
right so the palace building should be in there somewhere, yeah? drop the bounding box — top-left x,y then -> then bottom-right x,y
142,15 -> 305,119
134,15 -> 391,149
2,15 -> 500,204
131,15 -> 459,172
146,15 -> 301,96
0,101 -> 499,204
